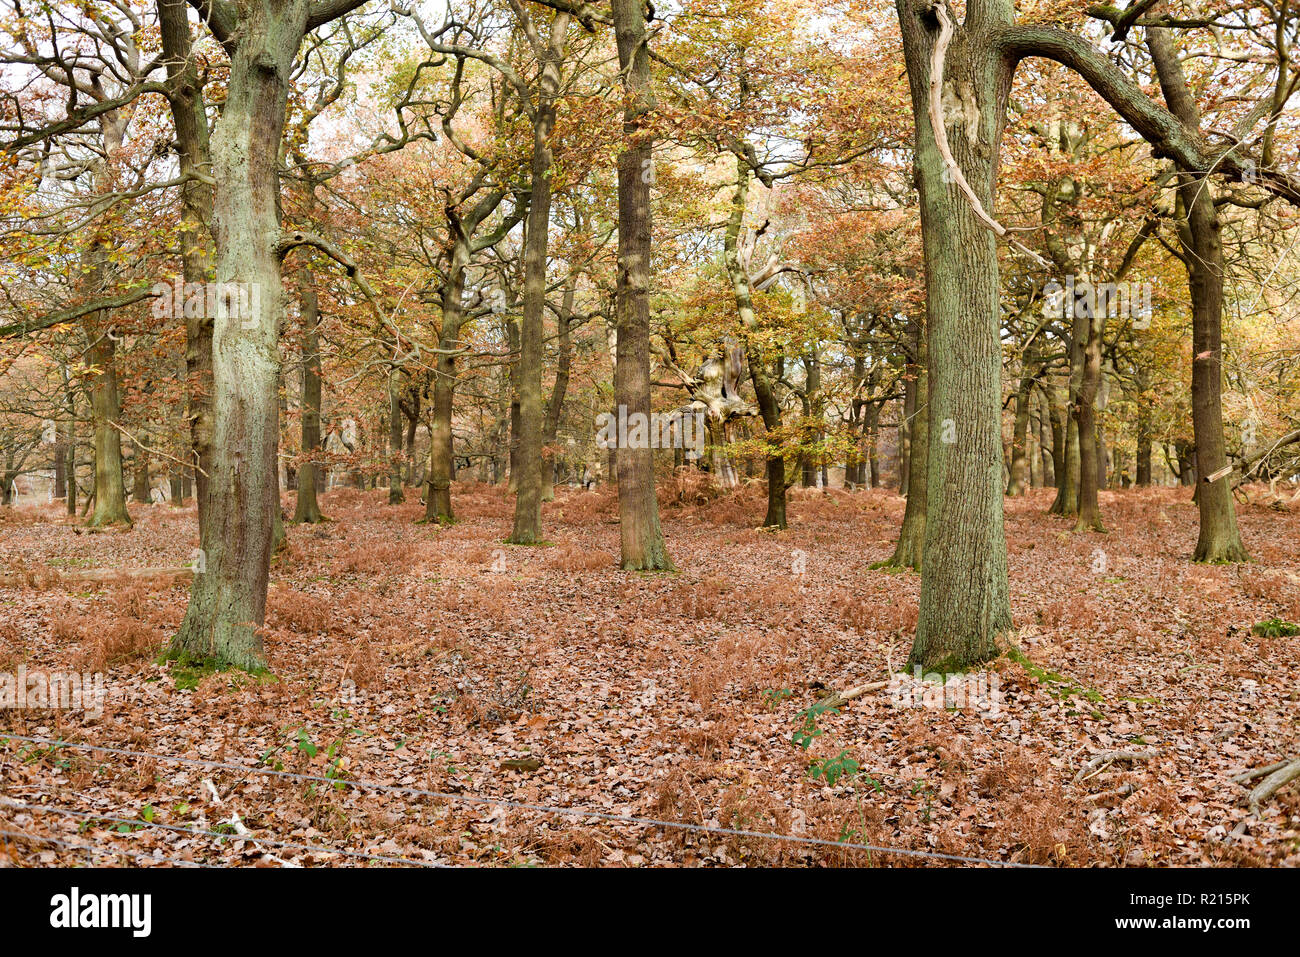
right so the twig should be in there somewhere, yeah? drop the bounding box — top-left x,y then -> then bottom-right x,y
107,420 -> 208,477
1072,748 -> 1161,784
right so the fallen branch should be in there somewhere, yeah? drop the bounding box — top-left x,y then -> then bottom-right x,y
818,680 -> 889,710
1083,782 -> 1136,804
1072,748 -> 1162,784
1229,759 -> 1292,784
1236,756 -> 1300,815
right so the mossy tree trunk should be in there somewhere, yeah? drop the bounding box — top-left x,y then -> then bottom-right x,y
172,0 -> 347,670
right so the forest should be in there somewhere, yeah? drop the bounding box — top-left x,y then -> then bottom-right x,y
0,0 -> 1297,872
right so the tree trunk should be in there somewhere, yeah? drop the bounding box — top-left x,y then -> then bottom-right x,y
293,273 -> 324,524
132,435 -> 151,504
63,385 -> 77,516
611,1 -> 672,567
81,319 -> 131,528
171,3 -> 306,670
542,275 -> 575,505
886,316 -> 928,569
1074,299 -> 1105,531
1006,352 -> 1035,496
898,1 -> 1012,671
508,14 -> 570,543
1147,28 -> 1248,562
159,0 -> 215,526
387,368 -> 405,505
899,323 -> 918,496
508,114 -> 554,543
725,157 -> 787,529
1135,369 -> 1152,486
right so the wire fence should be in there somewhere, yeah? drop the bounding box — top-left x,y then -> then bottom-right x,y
0,731 -> 1043,868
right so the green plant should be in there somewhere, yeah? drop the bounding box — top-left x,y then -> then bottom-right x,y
808,749 -> 860,787
762,688 -> 793,710
792,700 -> 839,750
1251,618 -> 1300,637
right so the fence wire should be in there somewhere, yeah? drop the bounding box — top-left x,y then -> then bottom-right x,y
0,732 -> 1043,868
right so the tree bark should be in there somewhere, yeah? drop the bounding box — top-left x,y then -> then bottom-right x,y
509,12 -> 570,544
898,0 -> 1013,670
611,0 -> 672,567
1147,27 -> 1248,562
158,0 -> 215,527
1006,347 -> 1036,496
387,367 -> 405,504
1074,298 -> 1105,531
171,1 -> 311,670
886,315 -> 928,569
293,272 -> 325,523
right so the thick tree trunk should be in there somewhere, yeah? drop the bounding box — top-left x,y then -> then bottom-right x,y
508,114 -> 554,543
610,0 -> 671,567
608,1 -> 670,561
171,4 -> 306,670
81,320 -> 131,528
509,15 -> 569,543
899,1 -> 1012,671
426,363 -> 456,521
610,84 -> 674,559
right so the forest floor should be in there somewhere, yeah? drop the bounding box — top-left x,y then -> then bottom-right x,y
1,478 -> 1297,867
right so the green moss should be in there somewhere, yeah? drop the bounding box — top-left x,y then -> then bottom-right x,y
921,653 -> 979,675
867,560 -> 907,573
1005,647 -> 1104,704
159,649 -> 273,687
